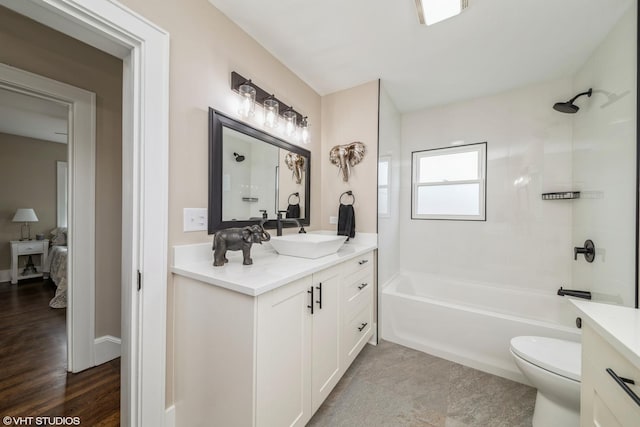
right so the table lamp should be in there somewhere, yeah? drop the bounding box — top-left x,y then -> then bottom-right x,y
12,208 -> 39,241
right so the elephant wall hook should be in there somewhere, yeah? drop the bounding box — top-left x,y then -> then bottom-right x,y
284,152 -> 305,184
329,141 -> 366,182
212,224 -> 271,266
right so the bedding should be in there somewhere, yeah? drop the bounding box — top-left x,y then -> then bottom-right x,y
43,245 -> 68,308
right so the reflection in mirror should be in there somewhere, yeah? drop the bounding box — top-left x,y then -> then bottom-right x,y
209,109 -> 311,233
280,152 -> 306,219
222,126 -> 279,221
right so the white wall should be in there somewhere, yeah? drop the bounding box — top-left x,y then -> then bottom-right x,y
377,83 -> 401,287
572,3 -> 637,307
400,79 -> 575,292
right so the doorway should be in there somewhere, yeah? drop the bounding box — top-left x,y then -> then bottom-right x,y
0,0 -> 170,425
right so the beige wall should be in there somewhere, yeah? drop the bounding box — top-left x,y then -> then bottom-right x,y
321,80 -> 379,233
0,133 -> 67,269
0,6 -> 123,338
116,0 -> 323,405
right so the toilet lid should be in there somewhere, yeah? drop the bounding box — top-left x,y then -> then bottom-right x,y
510,336 -> 581,381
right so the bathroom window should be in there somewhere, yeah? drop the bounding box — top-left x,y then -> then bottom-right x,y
412,142 -> 486,221
378,156 -> 391,217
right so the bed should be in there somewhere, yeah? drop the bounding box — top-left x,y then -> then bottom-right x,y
43,228 -> 68,308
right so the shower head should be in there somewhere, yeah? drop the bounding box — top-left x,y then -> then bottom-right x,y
553,88 -> 593,114
233,152 -> 245,162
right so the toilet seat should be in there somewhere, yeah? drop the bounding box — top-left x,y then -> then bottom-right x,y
510,336 -> 581,382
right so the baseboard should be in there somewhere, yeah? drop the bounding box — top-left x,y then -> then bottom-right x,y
94,335 -> 121,365
0,269 -> 10,283
165,405 -> 175,427
368,322 -> 378,345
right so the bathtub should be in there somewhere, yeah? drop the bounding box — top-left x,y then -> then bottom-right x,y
381,272 -> 581,384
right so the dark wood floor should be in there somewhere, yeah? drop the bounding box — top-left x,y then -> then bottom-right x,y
0,279 -> 120,426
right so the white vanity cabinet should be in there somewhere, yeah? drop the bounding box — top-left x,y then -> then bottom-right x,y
310,264 -> 343,413
572,300 -> 640,427
256,264 -> 343,426
580,323 -> 640,427
173,247 -> 376,427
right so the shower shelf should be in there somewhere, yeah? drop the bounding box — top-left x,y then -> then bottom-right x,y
541,191 -> 580,200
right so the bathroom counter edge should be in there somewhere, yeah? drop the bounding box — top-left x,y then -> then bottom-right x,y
171,232 -> 377,297
570,299 -> 640,368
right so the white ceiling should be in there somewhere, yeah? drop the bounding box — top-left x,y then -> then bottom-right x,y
0,87 -> 68,144
208,0 -> 633,112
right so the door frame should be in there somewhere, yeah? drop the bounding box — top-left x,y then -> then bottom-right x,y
0,0 -> 171,425
0,63 -> 97,373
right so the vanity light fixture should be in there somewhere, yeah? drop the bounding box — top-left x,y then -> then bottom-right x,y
237,80 -> 256,118
230,72 -> 310,141
283,107 -> 297,137
415,0 -> 469,26
300,116 -> 310,144
263,95 -> 279,128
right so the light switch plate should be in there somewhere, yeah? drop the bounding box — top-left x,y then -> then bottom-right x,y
184,208 -> 208,232
329,216 -> 338,224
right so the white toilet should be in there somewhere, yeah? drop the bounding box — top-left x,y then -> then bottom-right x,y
510,336 -> 581,427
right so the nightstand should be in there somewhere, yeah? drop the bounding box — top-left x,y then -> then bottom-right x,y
10,239 -> 49,284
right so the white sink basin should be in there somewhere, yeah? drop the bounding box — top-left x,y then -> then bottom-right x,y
269,234 -> 347,259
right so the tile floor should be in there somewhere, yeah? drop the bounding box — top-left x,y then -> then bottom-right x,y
308,340 -> 536,427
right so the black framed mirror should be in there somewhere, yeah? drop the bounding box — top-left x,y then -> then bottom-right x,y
208,108 -> 311,233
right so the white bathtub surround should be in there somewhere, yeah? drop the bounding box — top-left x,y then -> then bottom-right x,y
381,272 -> 580,384
400,79 -> 574,295
172,232 -> 377,295
571,300 -> 640,426
171,232 -> 377,426
571,3 -> 637,308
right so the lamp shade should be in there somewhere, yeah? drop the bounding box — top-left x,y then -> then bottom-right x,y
12,208 -> 39,223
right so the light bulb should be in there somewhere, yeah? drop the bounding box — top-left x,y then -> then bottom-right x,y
263,97 -> 279,128
237,82 -> 256,118
283,109 -> 297,137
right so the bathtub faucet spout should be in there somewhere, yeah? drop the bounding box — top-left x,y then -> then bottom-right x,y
557,286 -> 592,300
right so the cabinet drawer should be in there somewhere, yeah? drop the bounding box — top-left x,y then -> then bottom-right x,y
583,325 -> 640,425
17,242 -> 44,255
344,303 -> 372,360
341,251 -> 373,277
342,270 -> 373,317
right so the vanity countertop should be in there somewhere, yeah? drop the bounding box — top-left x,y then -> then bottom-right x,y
172,232 -> 377,297
571,300 -> 640,368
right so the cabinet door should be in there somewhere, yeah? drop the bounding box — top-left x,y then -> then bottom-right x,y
256,276 -> 313,427
311,265 -> 342,413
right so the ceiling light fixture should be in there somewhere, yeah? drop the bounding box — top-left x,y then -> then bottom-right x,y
415,0 -> 469,26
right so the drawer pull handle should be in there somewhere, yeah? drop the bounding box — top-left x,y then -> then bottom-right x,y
358,283 -> 368,290
358,259 -> 369,265
307,286 -> 314,315
357,322 -> 368,332
315,282 -> 322,309
606,368 -> 640,407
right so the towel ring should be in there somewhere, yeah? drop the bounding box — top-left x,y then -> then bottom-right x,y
288,192 -> 300,205
339,190 -> 355,205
